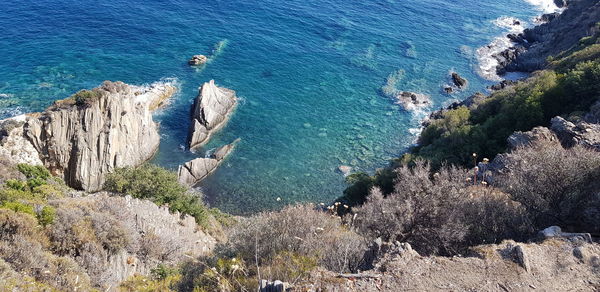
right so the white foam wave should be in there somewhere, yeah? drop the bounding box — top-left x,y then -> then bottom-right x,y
0,107 -> 27,121
476,16 -> 527,81
524,0 -> 561,13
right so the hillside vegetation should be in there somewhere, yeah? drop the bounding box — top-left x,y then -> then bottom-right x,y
340,26 -> 600,206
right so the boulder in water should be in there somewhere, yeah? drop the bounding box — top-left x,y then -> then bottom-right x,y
178,139 -> 239,186
188,55 -> 208,65
188,80 -> 237,149
451,72 -> 468,88
394,91 -> 431,111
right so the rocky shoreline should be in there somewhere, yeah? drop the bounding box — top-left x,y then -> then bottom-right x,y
495,0 -> 600,74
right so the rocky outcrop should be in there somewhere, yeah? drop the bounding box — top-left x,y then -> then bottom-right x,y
497,0 -> 600,74
451,72 -> 468,88
507,126 -> 559,149
539,226 -> 592,243
0,80 -> 177,191
188,54 -> 208,65
550,116 -> 600,150
178,139 -> 239,186
394,91 -> 430,111
488,79 -> 518,91
188,80 -> 237,149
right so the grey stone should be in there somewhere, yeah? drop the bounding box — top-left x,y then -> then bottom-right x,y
451,72 -> 468,88
551,116 -> 600,150
178,139 -> 239,186
539,226 -> 593,243
507,126 -> 559,149
188,54 -> 208,65
188,80 -> 237,149
513,245 -> 530,271
0,80 -> 176,191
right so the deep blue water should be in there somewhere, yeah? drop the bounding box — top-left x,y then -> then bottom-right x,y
0,0 -> 549,214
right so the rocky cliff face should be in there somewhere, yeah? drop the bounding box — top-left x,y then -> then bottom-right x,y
0,80 -> 176,191
498,0 -> 600,73
188,80 -> 237,149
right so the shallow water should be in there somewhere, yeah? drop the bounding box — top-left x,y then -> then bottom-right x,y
0,0 -> 552,214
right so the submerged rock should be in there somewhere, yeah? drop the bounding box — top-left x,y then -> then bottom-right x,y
188,54 -> 208,65
394,91 -> 430,111
0,80 -> 176,191
178,139 -> 240,186
188,80 -> 237,149
338,165 -> 352,177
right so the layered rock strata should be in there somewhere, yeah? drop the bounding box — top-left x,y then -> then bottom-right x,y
178,139 -> 239,186
188,80 -> 237,149
0,80 -> 176,191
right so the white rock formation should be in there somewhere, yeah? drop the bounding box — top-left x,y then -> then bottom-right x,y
188,80 -> 237,149
178,139 -> 239,186
0,80 -> 177,191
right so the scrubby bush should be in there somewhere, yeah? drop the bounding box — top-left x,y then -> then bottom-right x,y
497,143 -> 600,233
354,161 -> 531,256
72,89 -> 102,106
104,164 -> 218,230
16,164 -> 50,180
224,204 -> 367,274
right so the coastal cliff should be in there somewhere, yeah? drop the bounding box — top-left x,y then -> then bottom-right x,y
188,80 -> 237,149
0,80 -> 176,191
497,0 -> 600,73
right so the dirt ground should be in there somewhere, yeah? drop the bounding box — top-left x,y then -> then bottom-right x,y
295,239 -> 600,291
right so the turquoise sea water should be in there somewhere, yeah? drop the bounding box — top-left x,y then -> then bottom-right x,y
0,0 -> 549,214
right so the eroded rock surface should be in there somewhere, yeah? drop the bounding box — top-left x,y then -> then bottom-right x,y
551,116 -> 600,150
178,139 -> 239,186
188,80 -> 237,149
0,80 -> 177,191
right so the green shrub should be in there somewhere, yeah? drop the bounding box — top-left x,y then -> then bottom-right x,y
36,206 -> 56,227
16,164 -> 50,180
71,89 -> 102,106
104,164 -> 215,229
5,179 -> 27,191
1,201 -> 35,216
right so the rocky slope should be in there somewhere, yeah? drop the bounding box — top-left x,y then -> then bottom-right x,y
188,80 -> 237,149
497,0 -> 600,74
0,80 -> 176,191
50,192 -> 216,289
296,238 -> 600,291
